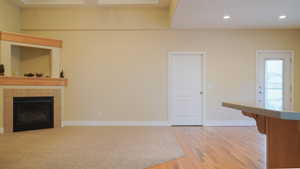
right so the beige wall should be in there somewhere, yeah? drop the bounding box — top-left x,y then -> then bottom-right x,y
21,29 -> 300,123
19,7 -> 300,123
0,0 -> 20,32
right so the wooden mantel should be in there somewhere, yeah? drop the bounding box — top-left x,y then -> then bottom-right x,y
0,31 -> 62,48
0,77 -> 67,86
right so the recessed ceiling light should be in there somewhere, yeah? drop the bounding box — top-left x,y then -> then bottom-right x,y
223,15 -> 231,20
279,15 -> 287,20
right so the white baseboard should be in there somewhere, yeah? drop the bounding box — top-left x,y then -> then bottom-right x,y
204,120 -> 256,126
63,120 -> 256,127
63,121 -> 171,126
0,128 -> 3,134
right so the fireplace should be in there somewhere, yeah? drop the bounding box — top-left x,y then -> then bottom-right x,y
13,97 -> 54,132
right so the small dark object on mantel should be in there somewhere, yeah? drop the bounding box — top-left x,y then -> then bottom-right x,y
60,69 -> 64,78
24,73 -> 34,77
0,64 -> 4,76
35,73 -> 43,77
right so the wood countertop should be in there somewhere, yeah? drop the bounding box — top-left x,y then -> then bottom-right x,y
223,102 -> 300,169
222,102 -> 300,120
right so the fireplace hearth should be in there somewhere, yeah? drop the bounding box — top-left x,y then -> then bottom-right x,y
13,97 -> 54,132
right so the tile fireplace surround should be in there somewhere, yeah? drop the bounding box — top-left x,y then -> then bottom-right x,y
2,88 -> 62,133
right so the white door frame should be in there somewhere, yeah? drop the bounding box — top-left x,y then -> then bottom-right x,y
256,50 -> 294,110
168,52 -> 207,125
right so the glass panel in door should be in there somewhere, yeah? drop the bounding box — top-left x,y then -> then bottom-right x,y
264,59 -> 284,110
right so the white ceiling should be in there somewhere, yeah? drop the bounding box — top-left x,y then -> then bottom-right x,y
13,0 -> 300,29
16,0 -> 170,7
172,0 -> 300,29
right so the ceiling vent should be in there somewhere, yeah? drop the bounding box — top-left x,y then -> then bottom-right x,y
97,0 -> 159,5
21,0 -> 85,5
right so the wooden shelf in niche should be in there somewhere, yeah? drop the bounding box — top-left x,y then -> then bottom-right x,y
0,77 -> 67,86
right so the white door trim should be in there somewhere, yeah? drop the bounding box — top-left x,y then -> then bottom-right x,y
256,50 -> 294,110
168,52 -> 207,125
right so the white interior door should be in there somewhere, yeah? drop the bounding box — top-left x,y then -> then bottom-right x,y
168,52 -> 204,125
256,50 -> 294,111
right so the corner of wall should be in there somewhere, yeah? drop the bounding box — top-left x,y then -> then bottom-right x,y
169,0 -> 178,27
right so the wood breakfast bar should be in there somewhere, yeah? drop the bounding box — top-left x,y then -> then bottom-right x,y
223,102 -> 300,169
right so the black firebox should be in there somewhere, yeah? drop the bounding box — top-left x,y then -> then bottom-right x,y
13,97 -> 54,132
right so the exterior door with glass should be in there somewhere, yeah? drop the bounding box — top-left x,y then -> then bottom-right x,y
256,50 -> 294,111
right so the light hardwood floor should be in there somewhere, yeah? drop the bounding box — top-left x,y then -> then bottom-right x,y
147,127 -> 266,169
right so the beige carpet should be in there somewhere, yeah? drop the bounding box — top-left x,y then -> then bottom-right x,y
0,127 -> 183,169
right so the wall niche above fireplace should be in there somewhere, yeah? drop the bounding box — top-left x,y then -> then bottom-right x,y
0,32 -> 67,86
13,97 -> 54,132
11,45 -> 52,77
0,31 -> 62,78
